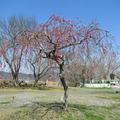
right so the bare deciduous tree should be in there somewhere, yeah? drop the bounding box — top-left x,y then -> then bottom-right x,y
0,16 -> 37,86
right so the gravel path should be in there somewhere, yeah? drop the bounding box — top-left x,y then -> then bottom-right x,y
0,88 -> 119,107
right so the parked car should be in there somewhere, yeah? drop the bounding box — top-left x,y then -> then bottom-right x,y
110,80 -> 120,93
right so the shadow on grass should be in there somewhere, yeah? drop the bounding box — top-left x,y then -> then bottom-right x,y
0,101 -> 10,104
10,102 -> 107,120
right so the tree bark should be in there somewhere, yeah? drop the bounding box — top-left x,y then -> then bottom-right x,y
12,73 -> 19,87
81,78 -> 85,87
59,61 -> 68,109
34,77 -> 39,87
81,69 -> 86,87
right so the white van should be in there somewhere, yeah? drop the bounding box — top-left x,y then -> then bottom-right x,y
110,80 -> 120,93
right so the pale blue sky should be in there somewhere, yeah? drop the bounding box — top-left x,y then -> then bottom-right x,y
0,0 -> 120,73
0,0 -> 120,42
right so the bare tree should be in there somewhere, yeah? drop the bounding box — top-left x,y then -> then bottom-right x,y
27,49 -> 51,86
0,16 -> 37,86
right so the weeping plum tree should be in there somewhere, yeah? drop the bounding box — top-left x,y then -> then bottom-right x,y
0,16 -> 37,86
22,15 -> 108,108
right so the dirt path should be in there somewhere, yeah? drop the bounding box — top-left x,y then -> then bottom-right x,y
0,88 -> 119,120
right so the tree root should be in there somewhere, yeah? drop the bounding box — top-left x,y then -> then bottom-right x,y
32,102 -> 66,118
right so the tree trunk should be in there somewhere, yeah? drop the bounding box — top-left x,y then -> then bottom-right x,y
59,61 -> 68,109
12,73 -> 19,87
81,69 -> 86,87
81,78 -> 85,87
34,77 -> 39,87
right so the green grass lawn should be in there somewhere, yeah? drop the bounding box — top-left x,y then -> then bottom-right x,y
0,87 -> 120,120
